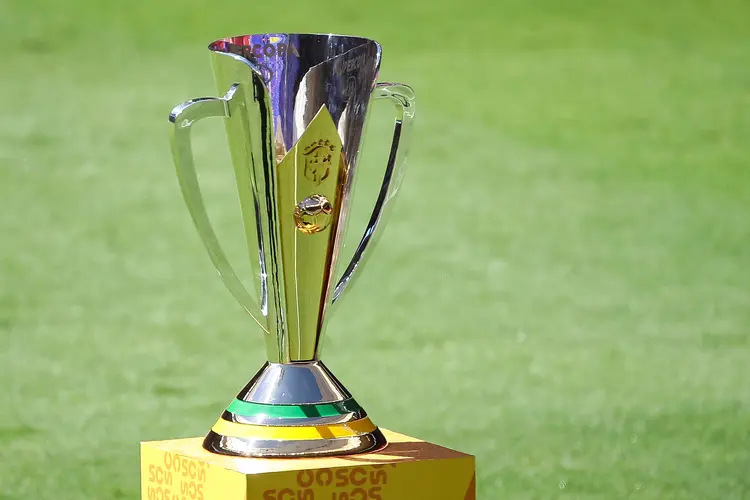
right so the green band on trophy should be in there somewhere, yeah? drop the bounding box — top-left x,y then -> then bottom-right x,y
226,398 -> 363,419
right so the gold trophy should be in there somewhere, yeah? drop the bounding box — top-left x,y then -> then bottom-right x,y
169,33 -> 415,457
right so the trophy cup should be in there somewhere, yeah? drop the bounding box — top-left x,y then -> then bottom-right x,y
168,33 -> 415,458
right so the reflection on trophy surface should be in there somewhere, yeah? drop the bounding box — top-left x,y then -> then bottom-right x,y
169,33 -> 415,457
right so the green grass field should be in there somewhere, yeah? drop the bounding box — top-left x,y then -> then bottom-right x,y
2,0 -> 750,498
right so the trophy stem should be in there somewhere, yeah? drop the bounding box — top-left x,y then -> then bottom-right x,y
203,362 -> 387,458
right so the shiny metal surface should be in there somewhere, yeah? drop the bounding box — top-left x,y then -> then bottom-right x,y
332,82 -> 415,303
203,428 -> 387,458
238,362 -> 351,405
273,107 -> 348,360
171,34 -> 415,362
168,33 -> 415,458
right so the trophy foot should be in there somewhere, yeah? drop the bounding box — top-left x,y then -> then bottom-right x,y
203,428 -> 387,458
203,361 -> 387,458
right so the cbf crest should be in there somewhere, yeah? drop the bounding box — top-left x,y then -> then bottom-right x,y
303,139 -> 336,184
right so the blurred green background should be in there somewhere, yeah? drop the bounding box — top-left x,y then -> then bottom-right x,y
2,0 -> 750,498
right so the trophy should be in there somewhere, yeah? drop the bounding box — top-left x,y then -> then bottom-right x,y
168,33 -> 415,458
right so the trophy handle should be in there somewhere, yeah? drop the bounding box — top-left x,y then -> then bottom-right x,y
332,82 -> 416,303
169,84 -> 269,334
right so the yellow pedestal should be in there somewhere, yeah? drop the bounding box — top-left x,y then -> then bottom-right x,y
140,429 -> 475,500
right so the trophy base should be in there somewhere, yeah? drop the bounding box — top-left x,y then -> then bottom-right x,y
203,427 -> 387,458
204,361 -> 387,458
